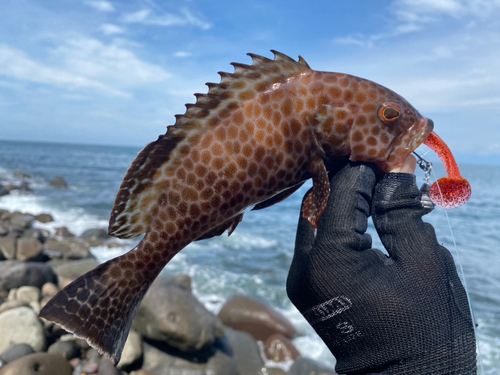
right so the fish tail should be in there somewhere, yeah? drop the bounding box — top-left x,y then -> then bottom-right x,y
39,239 -> 166,365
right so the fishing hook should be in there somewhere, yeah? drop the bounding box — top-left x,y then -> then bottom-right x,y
412,151 -> 435,210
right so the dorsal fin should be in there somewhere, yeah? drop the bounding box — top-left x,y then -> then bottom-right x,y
108,52 -> 312,239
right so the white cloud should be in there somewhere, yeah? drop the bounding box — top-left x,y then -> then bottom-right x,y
0,44 -> 129,97
84,1 -> 115,12
100,24 -> 125,35
174,51 -> 191,58
122,8 -> 212,30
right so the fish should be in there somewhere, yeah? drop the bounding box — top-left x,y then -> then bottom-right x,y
39,51 -> 470,364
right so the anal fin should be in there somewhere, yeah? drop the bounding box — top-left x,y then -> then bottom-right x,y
302,154 -> 330,228
195,213 -> 244,241
252,182 -> 305,211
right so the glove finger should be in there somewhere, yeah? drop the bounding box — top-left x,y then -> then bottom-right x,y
294,187 -> 317,256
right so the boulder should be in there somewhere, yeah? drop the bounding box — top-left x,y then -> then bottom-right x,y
0,300 -> 30,314
22,229 -> 48,243
0,237 -> 16,260
35,213 -> 54,224
0,261 -> 56,293
47,340 -> 80,360
16,238 -> 43,261
0,307 -> 46,353
264,333 -> 301,362
43,238 -> 90,260
142,340 -> 239,375
54,226 -> 74,238
133,277 -> 225,352
50,177 -> 68,189
80,228 -> 108,240
7,212 -> 35,231
218,295 -> 299,342
288,358 -> 338,375
41,282 -> 59,297
15,286 -> 41,304
224,327 -> 265,375
0,184 -> 9,197
0,353 -> 73,375
99,359 -> 123,375
0,343 -> 35,364
117,329 -> 143,369
48,258 -> 98,282
0,222 -> 9,236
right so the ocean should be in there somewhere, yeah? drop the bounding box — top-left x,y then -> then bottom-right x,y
0,139 -> 498,373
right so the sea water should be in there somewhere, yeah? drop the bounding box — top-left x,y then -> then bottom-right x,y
0,139 -> 498,372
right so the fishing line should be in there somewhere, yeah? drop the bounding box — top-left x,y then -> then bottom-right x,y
427,159 -> 485,374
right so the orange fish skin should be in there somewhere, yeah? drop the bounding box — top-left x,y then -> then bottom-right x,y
39,51 -> 434,364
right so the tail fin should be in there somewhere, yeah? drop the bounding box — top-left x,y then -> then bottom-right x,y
39,248 -> 159,365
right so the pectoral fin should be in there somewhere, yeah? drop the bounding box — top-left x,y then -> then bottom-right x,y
302,154 -> 330,228
195,213 -> 244,241
252,182 -> 305,211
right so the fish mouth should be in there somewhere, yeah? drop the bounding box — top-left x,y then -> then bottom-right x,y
381,117 -> 434,173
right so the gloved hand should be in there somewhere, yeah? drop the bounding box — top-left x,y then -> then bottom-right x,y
287,160 -> 476,374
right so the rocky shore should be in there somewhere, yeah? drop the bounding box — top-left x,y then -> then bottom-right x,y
0,206 -> 338,375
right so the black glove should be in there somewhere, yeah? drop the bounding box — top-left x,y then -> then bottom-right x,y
287,162 -> 476,374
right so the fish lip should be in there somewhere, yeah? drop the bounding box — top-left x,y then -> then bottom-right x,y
381,117 -> 434,173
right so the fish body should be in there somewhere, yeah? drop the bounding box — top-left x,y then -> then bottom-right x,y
40,51 -> 434,363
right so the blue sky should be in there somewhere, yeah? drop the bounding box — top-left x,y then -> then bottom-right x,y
1,0 -> 499,164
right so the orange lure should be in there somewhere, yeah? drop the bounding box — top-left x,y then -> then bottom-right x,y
40,51 -> 470,364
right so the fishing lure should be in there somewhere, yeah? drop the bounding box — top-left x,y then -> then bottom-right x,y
40,51 -> 471,364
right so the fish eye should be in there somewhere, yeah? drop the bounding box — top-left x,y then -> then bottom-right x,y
378,102 -> 402,123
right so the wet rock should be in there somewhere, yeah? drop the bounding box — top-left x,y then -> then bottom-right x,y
264,333 -> 301,362
0,261 -> 56,293
22,228 -> 48,243
288,358 -> 338,375
54,226 -> 75,238
224,327 -> 264,375
0,238 -> 16,260
142,340 -> 239,375
41,282 -> 59,297
0,184 -> 8,197
15,286 -> 41,304
35,213 -> 54,224
0,307 -> 46,353
13,172 -> 29,179
0,222 -> 9,236
172,274 -> 192,292
218,295 -> 299,342
99,359 -> 122,375
117,329 -> 143,369
0,353 -> 73,375
48,258 -> 98,282
48,340 -> 80,360
133,278 -> 225,351
0,300 -> 30,314
8,212 -> 35,231
50,177 -> 68,189
80,228 -> 108,240
16,238 -> 43,261
43,238 -> 90,260
0,343 -> 35,364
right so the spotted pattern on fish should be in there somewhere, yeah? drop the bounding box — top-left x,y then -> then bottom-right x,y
40,51 -> 434,365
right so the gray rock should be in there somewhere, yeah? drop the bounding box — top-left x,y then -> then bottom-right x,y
54,226 -> 75,238
48,258 -> 98,282
264,333 -> 301,362
16,238 -> 43,261
0,185 -> 9,197
41,282 -> 59,297
0,343 -> 35,364
98,359 -> 122,375
0,352 -> 73,375
0,222 -> 9,236
15,286 -> 41,304
35,213 -> 54,223
133,278 -> 225,351
43,238 -> 90,260
47,340 -> 80,360
0,261 -> 56,293
0,307 -> 46,353
50,177 -> 68,189
0,238 -> 16,260
0,300 -> 30,314
224,327 -> 265,375
13,172 -> 29,179
288,358 -> 338,375
80,228 -> 109,240
22,229 -> 48,243
142,340 -> 239,375
264,368 -> 287,375
218,295 -> 299,342
8,212 -> 35,231
117,329 -> 143,369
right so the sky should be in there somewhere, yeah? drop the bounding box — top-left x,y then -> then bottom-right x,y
1,0 -> 499,164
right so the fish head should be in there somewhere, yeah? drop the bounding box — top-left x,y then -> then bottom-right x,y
347,89 -> 434,173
